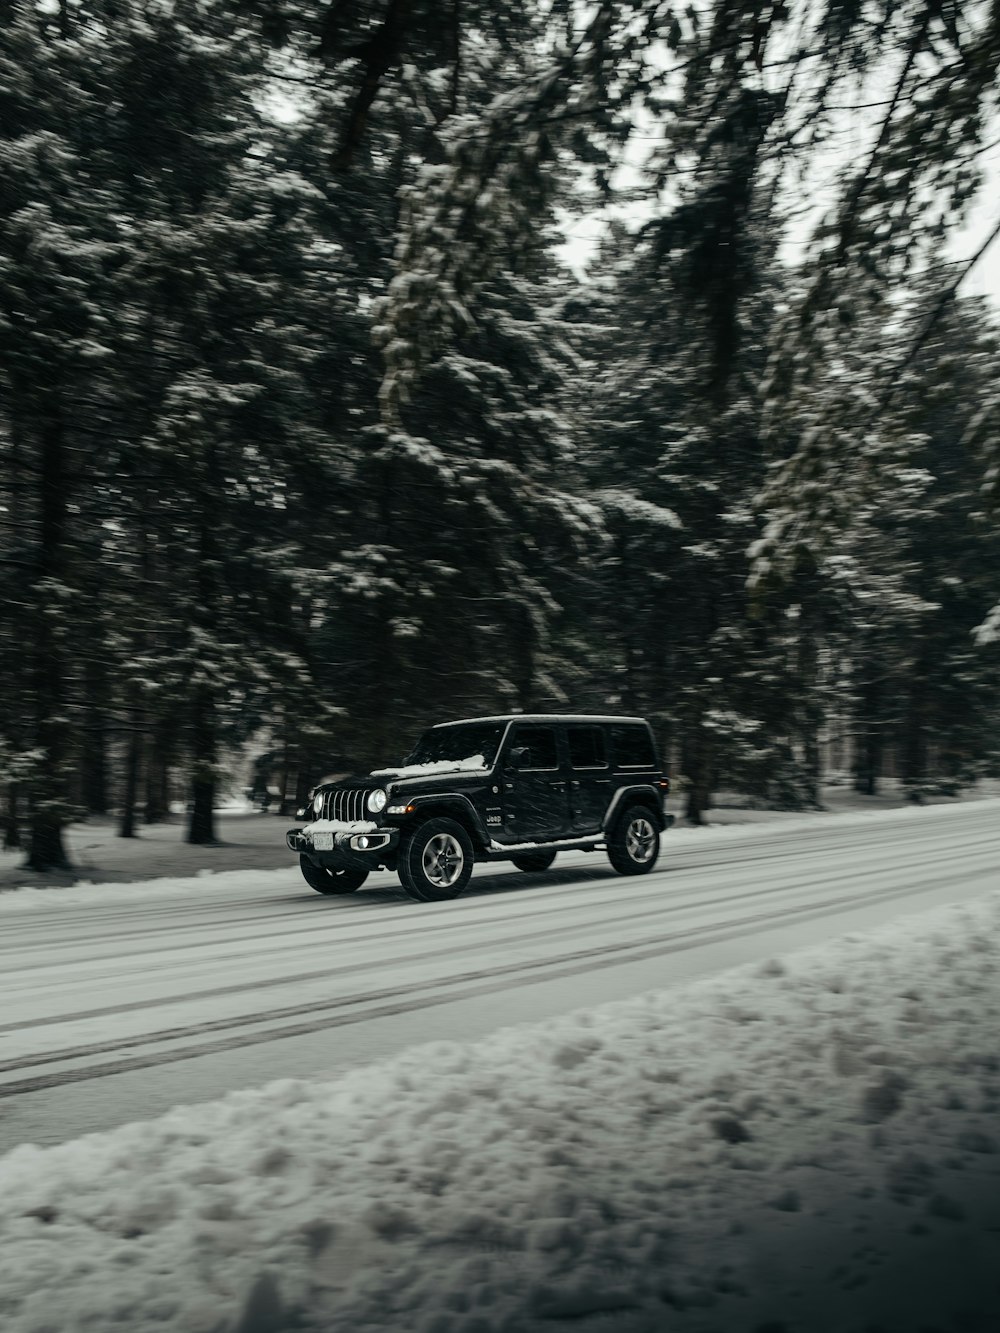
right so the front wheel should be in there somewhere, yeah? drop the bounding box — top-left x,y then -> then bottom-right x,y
398,818 -> 475,902
299,855 -> 369,895
607,806 -> 660,875
510,849 -> 557,873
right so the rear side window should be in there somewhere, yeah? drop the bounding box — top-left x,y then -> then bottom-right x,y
611,724 -> 656,769
509,726 -> 558,771
567,725 -> 607,770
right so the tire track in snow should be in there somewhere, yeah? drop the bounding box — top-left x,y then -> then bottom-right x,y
3,826 -> 998,1034
4,815 -> 995,977
4,800 -> 993,947
1,846 -> 995,1098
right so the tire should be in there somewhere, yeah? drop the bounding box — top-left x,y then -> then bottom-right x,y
299,855 -> 369,895
607,805 -> 660,875
398,817 -> 475,902
510,849 -> 557,873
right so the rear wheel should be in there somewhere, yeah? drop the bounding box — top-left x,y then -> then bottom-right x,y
398,817 -> 475,902
510,849 -> 557,873
299,855 -> 368,895
607,806 -> 660,875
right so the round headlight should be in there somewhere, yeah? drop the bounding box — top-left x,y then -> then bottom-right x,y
367,788 -> 387,814
313,793 -> 324,815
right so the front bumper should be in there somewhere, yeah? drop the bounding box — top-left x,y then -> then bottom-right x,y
287,826 -> 399,868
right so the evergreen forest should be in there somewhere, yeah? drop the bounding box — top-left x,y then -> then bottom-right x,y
2,0 -> 999,869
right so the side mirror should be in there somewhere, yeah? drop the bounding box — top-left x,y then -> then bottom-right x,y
508,745 -> 529,770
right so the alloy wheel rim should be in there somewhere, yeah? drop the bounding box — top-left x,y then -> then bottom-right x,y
422,833 -> 464,887
626,817 -> 656,863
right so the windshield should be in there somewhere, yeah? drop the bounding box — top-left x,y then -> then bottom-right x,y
404,722 -> 505,770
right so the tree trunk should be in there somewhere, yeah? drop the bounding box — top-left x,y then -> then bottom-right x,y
26,416 -> 71,871
798,618 -> 823,807
81,652 -> 110,815
364,448 -> 406,762
81,726 -> 108,816
616,535 -> 642,715
803,730 -> 822,806
853,674 -> 883,796
277,726 -> 294,817
3,783 -> 21,850
294,748 -> 314,811
513,601 -> 536,713
119,714 -> 143,837
187,685 -> 217,844
186,443 -> 219,846
901,678 -> 927,800
144,718 -> 173,823
27,818 -> 71,872
854,723 -> 882,796
682,724 -> 713,825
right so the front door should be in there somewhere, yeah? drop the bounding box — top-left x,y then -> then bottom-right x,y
498,724 -> 570,842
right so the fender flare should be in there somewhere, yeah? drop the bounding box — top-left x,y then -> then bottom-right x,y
403,794 -> 492,850
602,784 -> 665,832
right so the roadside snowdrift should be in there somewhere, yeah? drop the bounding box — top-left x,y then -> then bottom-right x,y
2,892 -> 999,1331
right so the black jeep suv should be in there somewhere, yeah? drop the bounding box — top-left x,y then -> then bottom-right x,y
286,714 -> 671,902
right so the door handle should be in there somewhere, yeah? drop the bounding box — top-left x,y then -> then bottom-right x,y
504,782 -> 515,792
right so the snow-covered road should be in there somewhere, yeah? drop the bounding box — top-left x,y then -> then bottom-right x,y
3,799 -> 998,1156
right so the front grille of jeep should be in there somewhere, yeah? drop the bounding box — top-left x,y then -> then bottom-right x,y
321,788 -> 368,823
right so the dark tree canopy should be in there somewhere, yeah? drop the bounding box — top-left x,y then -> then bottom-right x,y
0,0 -> 997,863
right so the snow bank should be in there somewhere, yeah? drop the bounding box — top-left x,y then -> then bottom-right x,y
2,893 -> 999,1332
0,865 -> 300,912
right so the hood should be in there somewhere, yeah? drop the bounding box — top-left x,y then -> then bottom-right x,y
368,757 -> 493,782
316,760 -> 492,796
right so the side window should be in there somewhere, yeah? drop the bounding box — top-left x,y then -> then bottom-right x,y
611,724 -> 656,769
567,725 -> 607,770
509,726 -> 558,771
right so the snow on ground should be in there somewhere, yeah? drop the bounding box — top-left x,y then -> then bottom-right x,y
0,810 -> 294,894
2,891 -> 999,1332
0,864 -> 303,911
0,793 -> 993,912
2,779 -> 997,895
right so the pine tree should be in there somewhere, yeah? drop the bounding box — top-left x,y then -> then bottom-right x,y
572,41 -> 794,820
95,1 -> 334,842
0,2 -> 123,868
885,297 -> 1000,793
0,1 -> 349,857
249,1 -> 604,774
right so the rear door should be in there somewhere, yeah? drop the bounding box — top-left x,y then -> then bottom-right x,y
607,722 -> 662,824
566,723 -> 612,833
498,724 -> 570,842
609,723 -> 659,776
